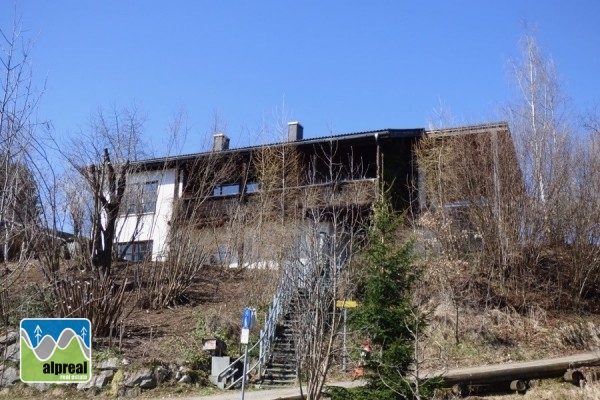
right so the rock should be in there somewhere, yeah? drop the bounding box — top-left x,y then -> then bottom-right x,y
97,358 -> 119,371
96,369 -> 114,386
178,374 -> 192,384
123,368 -> 156,389
27,382 -> 50,391
139,378 -> 156,389
124,386 -> 142,397
2,343 -> 19,362
0,366 -> 19,386
49,387 -> 66,397
77,380 -> 94,391
0,331 -> 18,345
76,369 -> 114,390
154,365 -> 169,383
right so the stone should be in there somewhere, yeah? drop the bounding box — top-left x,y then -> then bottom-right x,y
0,331 -> 18,345
154,365 -> 169,383
96,369 -> 114,386
76,369 -> 114,390
49,387 -> 66,397
0,366 -> 19,386
168,363 -> 179,377
28,382 -> 49,391
77,380 -> 94,391
123,368 -> 156,389
178,374 -> 192,384
97,357 -> 119,371
2,343 -> 19,362
139,378 -> 155,389
124,386 -> 142,397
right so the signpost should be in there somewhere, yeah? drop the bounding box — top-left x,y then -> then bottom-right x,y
240,307 -> 255,400
336,300 -> 357,372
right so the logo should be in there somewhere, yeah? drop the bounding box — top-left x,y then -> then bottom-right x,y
20,318 -> 92,383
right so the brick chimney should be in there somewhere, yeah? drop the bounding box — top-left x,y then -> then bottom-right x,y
212,133 -> 230,151
287,122 -> 303,142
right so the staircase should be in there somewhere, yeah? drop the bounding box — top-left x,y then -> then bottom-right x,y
215,260 -> 316,389
215,265 -> 297,389
261,316 -> 298,385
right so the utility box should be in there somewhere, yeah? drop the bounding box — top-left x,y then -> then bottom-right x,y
209,356 -> 232,388
202,338 -> 227,357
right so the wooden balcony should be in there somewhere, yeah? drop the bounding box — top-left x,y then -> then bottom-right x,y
176,178 -> 378,226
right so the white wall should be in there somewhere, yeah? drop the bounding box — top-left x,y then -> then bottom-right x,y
115,168 -> 177,261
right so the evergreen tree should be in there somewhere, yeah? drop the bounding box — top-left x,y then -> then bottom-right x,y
349,199 -> 429,399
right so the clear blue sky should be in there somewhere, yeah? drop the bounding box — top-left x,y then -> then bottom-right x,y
3,1 -> 599,156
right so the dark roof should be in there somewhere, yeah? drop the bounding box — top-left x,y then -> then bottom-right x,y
131,127 -> 424,168
131,122 -> 510,169
425,122 -> 509,137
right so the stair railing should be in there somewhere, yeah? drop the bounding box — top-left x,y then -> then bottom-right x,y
216,263 -> 296,389
258,264 -> 295,380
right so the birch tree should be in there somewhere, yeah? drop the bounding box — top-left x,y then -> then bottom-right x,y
508,34 -> 570,244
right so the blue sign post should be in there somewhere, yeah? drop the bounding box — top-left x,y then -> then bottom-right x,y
240,307 -> 255,400
242,307 -> 253,329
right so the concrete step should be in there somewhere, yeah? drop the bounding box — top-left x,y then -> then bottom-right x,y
266,360 -> 296,368
261,377 -> 297,385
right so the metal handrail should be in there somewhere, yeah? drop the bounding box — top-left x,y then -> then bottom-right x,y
216,265 -> 296,389
217,330 -> 265,389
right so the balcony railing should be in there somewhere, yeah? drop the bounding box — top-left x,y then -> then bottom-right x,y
177,178 -> 378,225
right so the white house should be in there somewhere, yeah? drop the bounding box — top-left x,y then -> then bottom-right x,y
115,168 -> 180,261
114,122 -> 514,264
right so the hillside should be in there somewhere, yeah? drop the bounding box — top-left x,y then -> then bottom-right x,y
2,259 -> 600,399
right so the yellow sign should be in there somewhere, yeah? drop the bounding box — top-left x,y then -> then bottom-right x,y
336,300 -> 357,308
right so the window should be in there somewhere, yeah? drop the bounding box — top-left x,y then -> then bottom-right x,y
213,183 -> 240,197
212,244 -> 237,265
122,180 -> 158,214
118,241 -> 153,261
246,182 -> 259,193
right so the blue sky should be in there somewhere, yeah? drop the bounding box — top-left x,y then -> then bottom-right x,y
3,1 -> 600,156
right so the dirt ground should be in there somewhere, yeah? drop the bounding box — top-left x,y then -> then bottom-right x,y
4,261 -> 600,399
2,262 -> 280,367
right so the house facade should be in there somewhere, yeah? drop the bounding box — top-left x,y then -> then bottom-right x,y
115,121 -> 514,263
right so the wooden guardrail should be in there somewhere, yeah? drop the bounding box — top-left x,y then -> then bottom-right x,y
435,351 -> 600,396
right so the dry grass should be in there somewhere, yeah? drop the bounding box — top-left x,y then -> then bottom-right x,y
478,380 -> 600,400
0,263 -> 280,367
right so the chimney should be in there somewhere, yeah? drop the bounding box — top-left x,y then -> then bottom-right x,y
287,122 -> 303,142
212,133 -> 230,151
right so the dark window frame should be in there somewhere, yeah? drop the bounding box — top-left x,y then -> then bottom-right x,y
122,180 -> 159,215
118,240 -> 153,261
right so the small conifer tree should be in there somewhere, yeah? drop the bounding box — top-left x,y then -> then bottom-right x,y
348,198 -> 430,399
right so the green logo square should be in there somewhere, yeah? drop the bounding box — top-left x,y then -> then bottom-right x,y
20,318 -> 92,383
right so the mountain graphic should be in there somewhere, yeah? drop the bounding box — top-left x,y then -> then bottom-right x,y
21,328 -> 90,361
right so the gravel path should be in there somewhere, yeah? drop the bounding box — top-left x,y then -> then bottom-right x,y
167,380 -> 364,400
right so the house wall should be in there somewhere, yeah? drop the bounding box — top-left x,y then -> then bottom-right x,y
116,168 -> 178,261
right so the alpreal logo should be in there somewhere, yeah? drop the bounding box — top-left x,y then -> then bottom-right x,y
20,318 -> 92,383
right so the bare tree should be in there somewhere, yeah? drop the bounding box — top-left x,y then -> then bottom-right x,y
416,34 -> 600,314
142,145 -> 240,308
275,143 -> 373,400
0,19 -> 45,263
64,105 -> 147,275
415,125 -> 522,290
507,34 -> 571,245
